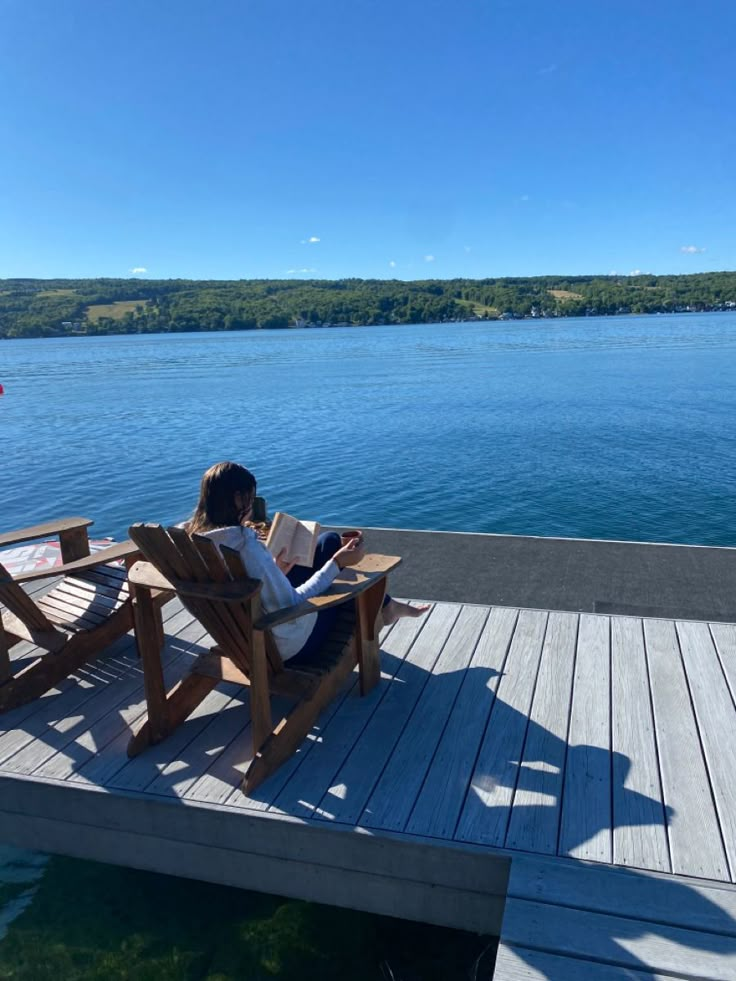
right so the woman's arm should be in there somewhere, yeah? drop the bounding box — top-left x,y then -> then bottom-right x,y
242,535 -> 339,606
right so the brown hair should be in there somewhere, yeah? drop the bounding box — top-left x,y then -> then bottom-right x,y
185,461 -> 257,534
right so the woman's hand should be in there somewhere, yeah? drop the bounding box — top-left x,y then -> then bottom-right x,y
333,533 -> 365,569
275,548 -> 296,575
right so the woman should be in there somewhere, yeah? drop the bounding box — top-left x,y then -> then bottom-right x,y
185,461 -> 427,663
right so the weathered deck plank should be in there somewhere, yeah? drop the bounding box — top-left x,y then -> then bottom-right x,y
557,614 -> 611,863
493,944 -> 670,980
406,605 -> 518,838
505,611 -> 578,854
644,618 -> 728,880
500,898 -> 736,979
241,621 -> 405,816
361,603 -> 488,832
677,619 -> 736,881
310,603 -> 460,825
609,615 -> 670,873
455,609 -> 548,846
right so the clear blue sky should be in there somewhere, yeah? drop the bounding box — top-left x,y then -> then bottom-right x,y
1,0 -> 734,281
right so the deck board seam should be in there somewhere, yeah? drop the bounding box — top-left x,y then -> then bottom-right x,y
310,602 -> 461,825
448,607 -> 521,842
642,616 -> 675,875
504,885 -> 736,940
708,623 -> 736,714
390,603 -> 493,834
554,612 -> 582,857
259,620 -> 408,816
498,611 -> 551,849
674,620 -> 733,882
351,602 -> 464,828
257,616 -> 417,816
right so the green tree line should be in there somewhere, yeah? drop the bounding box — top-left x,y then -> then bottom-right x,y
1,272 -> 735,338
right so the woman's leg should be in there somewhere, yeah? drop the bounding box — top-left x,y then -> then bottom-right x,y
287,531 -> 341,588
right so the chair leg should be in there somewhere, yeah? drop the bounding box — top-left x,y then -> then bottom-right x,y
243,648 -> 356,794
356,576 -> 387,695
0,618 -> 10,684
131,585 -> 169,741
127,673 -> 218,757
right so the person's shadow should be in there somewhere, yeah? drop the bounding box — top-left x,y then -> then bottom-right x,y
239,635 -> 736,979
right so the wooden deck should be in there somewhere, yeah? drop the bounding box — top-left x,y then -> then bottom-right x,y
2,573 -> 736,978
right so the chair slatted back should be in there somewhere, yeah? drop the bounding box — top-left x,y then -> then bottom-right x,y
220,545 -> 283,674
0,562 -> 59,633
128,524 -> 261,676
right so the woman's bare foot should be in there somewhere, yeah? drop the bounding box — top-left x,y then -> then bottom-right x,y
381,599 -> 431,626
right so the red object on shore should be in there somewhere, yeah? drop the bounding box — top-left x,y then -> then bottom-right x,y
0,383 -> 4,395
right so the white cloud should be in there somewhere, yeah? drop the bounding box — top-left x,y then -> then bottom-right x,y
388,260 -> 397,268
130,266 -> 147,274
300,236 -> 321,244
629,269 -> 642,276
424,254 -> 435,262
286,267 -> 317,274
681,244 -> 706,254
538,64 -> 557,75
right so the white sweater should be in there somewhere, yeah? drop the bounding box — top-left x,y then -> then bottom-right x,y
201,525 -> 339,660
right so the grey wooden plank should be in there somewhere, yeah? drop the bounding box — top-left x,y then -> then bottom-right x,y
406,606 -> 518,838
677,620 -> 736,881
182,694 -> 294,806
501,897 -> 736,980
559,613 -> 611,862
310,602 -> 461,825
644,618 -> 728,880
610,616 -> 670,873
494,943 -> 669,981
0,639 -> 137,768
505,611 -> 578,854
360,604 -> 489,832
508,853 -> 736,938
183,621 -> 398,809
106,683 -> 240,792
0,596 -> 185,738
455,609 -> 548,847
233,621 -> 408,816
711,623 -> 736,706
33,615 -> 208,781
146,687 -> 253,800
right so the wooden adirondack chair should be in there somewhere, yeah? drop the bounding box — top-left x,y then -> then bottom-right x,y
0,517 -> 154,713
126,523 -> 401,794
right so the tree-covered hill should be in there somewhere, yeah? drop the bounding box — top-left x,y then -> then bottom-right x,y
1,272 -> 735,338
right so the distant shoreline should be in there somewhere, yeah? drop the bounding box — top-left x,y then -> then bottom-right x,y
4,307 -> 736,342
2,272 -> 735,339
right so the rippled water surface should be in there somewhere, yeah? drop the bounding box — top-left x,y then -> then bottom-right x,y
3,313 -> 736,545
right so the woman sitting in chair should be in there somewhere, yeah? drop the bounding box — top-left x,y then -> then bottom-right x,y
184,461 -> 427,663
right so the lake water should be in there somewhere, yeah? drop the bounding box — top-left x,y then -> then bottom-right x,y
2,312 -> 736,546
2,312 -> 736,978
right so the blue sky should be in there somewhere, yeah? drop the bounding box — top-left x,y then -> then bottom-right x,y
1,0 -> 734,281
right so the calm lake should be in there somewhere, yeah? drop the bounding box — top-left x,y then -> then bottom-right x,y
1,312 -> 736,978
3,312 -> 736,546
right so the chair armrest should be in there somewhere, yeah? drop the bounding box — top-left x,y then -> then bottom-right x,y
13,539 -> 141,584
0,516 -> 93,550
128,561 -> 261,602
254,554 -> 402,630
